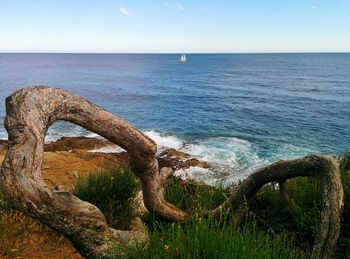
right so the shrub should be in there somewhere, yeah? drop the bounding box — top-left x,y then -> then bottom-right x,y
74,168 -> 139,228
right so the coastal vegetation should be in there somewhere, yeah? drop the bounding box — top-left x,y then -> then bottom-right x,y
0,87 -> 348,258
74,168 -> 138,228
72,156 -> 349,259
0,147 -> 349,258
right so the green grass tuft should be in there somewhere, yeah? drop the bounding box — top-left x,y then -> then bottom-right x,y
74,167 -> 139,228
165,177 -> 228,212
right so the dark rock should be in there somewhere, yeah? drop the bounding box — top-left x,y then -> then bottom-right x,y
44,137 -> 116,152
157,148 -> 210,170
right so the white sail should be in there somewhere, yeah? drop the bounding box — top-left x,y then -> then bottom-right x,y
178,53 -> 187,62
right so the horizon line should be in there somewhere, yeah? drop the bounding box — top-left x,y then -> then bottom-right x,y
0,51 -> 350,55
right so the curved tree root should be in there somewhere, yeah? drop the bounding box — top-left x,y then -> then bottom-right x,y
210,155 -> 343,259
0,86 -> 186,258
0,87 -> 344,258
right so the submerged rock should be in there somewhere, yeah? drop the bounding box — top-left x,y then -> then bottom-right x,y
157,148 -> 210,170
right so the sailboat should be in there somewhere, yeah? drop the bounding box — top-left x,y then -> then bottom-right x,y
178,53 -> 187,63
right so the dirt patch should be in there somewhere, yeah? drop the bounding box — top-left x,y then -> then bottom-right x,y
42,150 -> 129,189
0,211 -> 82,259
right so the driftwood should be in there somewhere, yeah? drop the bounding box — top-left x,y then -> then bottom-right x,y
0,86 -> 344,258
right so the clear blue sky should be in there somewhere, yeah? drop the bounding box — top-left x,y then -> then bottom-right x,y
0,0 -> 349,53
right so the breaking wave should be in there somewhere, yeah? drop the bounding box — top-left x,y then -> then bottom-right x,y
144,130 -> 183,151
0,123 -> 318,186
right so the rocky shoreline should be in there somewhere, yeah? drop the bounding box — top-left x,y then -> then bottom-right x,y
0,136 -> 210,189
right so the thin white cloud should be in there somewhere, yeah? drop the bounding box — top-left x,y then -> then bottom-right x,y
310,5 -> 317,9
175,3 -> 185,11
119,7 -> 129,16
163,2 -> 185,11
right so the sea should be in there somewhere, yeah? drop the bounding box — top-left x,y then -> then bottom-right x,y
0,53 -> 349,186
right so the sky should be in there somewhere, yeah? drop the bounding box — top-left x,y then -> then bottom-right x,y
0,0 -> 349,53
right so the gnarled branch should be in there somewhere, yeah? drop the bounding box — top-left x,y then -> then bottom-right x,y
0,86 -> 186,258
211,155 -> 343,259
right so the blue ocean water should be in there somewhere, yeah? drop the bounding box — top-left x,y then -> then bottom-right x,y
0,53 -> 349,184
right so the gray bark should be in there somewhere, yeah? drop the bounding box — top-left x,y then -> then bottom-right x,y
0,86 -> 185,258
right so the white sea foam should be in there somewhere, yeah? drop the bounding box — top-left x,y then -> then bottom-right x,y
136,130 -> 267,185
0,122 -> 317,186
85,132 -> 103,139
174,167 -> 220,186
144,130 -> 184,151
33,124 -> 273,184
89,146 -> 125,153
179,137 -> 268,185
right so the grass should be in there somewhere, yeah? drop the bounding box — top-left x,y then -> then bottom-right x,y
247,177 -> 322,249
72,169 -> 308,258
73,163 -> 349,258
116,216 -> 308,259
164,177 -> 228,212
246,153 -> 350,258
0,153 -> 349,258
113,176 -> 307,258
74,167 -> 139,229
0,209 -> 44,254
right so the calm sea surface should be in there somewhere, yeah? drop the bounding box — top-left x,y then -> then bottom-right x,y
0,53 -> 349,184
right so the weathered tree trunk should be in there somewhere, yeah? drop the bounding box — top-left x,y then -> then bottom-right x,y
211,155 -> 343,259
0,86 -> 186,258
0,87 -> 344,258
